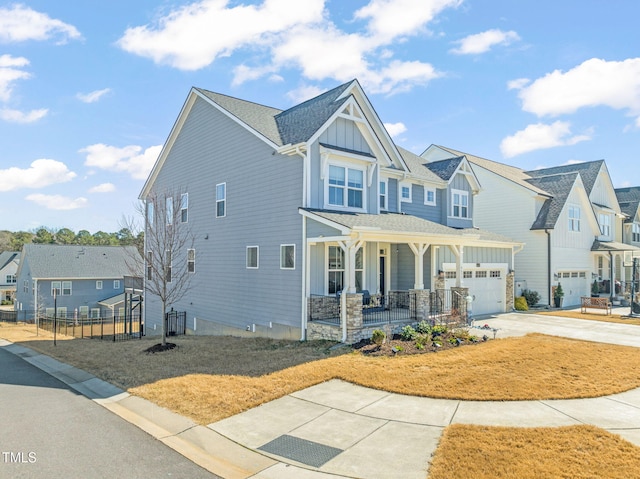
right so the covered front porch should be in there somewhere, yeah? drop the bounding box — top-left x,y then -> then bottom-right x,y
300,209 -> 520,343
592,240 -> 640,305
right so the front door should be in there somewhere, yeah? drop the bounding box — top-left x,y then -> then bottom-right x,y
379,256 -> 386,295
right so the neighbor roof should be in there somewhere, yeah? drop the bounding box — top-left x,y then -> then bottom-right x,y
615,186 -> 640,222
0,251 -> 18,270
527,173 -> 580,230
19,244 -> 141,279
526,160 -> 604,196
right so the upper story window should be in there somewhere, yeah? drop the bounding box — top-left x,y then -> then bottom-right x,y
328,165 -> 364,209
5,275 -> 16,284
147,201 -> 154,226
568,205 -> 581,232
599,213 -> 611,237
400,182 -> 412,203
633,223 -> 640,242
166,197 -> 173,225
379,180 -> 387,210
451,189 -> 469,218
113,280 -> 120,289
216,183 -> 226,218
280,244 -> 295,269
52,281 -> 72,296
96,280 -> 103,290
424,187 -> 436,206
180,193 -> 188,223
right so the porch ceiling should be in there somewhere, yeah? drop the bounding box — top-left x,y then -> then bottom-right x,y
300,208 -> 522,248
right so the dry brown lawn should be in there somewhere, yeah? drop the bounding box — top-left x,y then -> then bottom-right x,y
429,424 -> 640,479
3,320 -> 640,479
536,309 -> 640,326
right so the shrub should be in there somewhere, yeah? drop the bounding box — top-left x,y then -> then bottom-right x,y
432,324 -> 448,336
415,320 -> 432,335
371,329 -> 386,346
400,325 -> 418,341
521,289 -> 541,307
415,333 -> 431,349
514,296 -> 528,311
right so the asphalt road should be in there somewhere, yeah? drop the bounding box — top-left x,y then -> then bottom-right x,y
0,347 -> 220,479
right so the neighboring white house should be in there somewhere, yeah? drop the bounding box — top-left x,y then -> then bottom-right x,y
422,145 -> 640,306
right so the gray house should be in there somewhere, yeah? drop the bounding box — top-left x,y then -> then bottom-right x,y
14,244 -> 141,320
0,251 -> 19,303
141,80 -> 521,343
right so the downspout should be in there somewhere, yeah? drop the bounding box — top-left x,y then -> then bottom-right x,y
301,215 -> 308,341
609,251 -> 614,301
34,279 -> 38,335
545,229 -> 552,306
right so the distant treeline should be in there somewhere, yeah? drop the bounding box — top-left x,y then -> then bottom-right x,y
0,227 -> 143,252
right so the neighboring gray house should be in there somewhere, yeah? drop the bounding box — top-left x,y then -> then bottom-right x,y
0,251 -> 19,303
14,244 -> 141,320
141,80 -> 521,343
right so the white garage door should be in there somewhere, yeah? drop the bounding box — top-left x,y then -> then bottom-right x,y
445,267 -> 506,316
557,271 -> 588,307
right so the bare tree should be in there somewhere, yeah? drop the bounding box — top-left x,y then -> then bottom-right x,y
122,189 -> 195,346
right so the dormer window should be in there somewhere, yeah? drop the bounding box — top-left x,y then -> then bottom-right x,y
599,213 -> 611,237
327,164 -> 364,209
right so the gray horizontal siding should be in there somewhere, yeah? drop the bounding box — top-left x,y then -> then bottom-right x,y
145,96 -> 303,334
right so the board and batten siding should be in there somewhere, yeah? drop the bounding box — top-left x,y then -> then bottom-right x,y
144,96 -> 304,338
445,174 -> 474,228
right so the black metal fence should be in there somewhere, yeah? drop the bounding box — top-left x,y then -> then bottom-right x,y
36,313 -> 143,342
165,310 -> 186,336
0,310 -> 19,322
430,289 -> 468,327
362,290 -> 416,324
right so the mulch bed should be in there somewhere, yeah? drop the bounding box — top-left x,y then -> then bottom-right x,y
352,333 -> 489,356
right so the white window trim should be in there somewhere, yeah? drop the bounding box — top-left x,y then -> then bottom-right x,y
633,223 -> 640,242
599,213 -> 611,237
246,246 -> 259,269
451,189 -> 469,219
325,244 -> 364,295
216,182 -> 226,218
187,248 -> 195,273
280,244 -> 295,270
166,197 -> 173,225
400,182 -> 412,203
324,161 -> 367,211
96,280 -> 103,290
379,179 -> 388,211
424,186 -> 436,206
113,280 -> 120,289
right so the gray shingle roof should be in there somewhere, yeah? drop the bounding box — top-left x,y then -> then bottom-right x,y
0,251 -> 18,270
615,186 -> 640,221
425,156 -> 464,181
526,160 -> 604,195
303,208 -> 519,245
20,244 -> 141,279
396,146 -> 449,184
526,173 -> 579,230
591,239 -> 640,252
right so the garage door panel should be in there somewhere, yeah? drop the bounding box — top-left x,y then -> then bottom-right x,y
444,267 -> 506,316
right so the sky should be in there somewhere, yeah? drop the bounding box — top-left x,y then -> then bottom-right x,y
1,0 -> 640,234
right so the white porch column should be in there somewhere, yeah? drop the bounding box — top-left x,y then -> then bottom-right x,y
408,242 -> 429,289
339,239 -> 364,293
448,245 -> 464,287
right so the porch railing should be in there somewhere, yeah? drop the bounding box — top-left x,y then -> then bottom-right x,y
362,290 -> 416,324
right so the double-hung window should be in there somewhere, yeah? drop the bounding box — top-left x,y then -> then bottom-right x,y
400,182 -> 412,202
216,183 -> 226,218
6,275 -> 15,283
146,251 -> 153,281
187,249 -> 195,273
633,224 -> 640,242
568,206 -> 581,232
180,193 -> 188,223
96,280 -> 103,290
147,201 -> 154,226
52,281 -> 71,296
113,280 -> 120,289
327,245 -> 363,294
379,180 -> 387,210
328,165 -> 363,209
599,213 -> 610,237
451,189 -> 469,218
166,197 -> 173,225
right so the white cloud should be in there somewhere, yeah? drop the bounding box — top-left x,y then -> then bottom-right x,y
0,159 -> 76,191
77,88 -> 111,103
0,4 -> 81,44
81,143 -> 162,180
514,58 -> 640,120
88,183 -> 116,193
507,78 -> 530,90
384,122 -> 407,138
286,84 -> 327,104
0,54 -> 30,102
450,29 -> 520,55
119,0 -> 460,95
500,121 -> 591,158
25,194 -> 88,210
0,108 -> 48,123
117,0 -> 324,70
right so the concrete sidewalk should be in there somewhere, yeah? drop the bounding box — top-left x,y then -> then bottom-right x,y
2,313 -> 640,479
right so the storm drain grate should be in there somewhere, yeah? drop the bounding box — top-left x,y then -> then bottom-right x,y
258,434 -> 343,468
